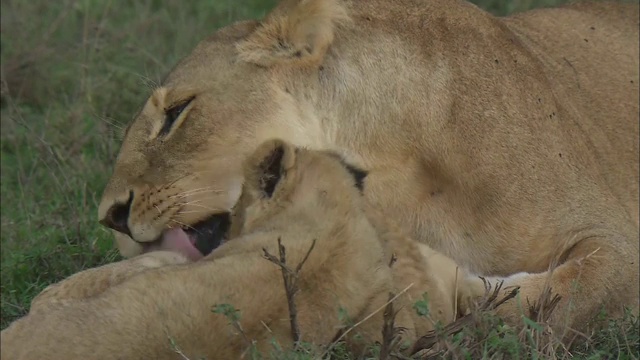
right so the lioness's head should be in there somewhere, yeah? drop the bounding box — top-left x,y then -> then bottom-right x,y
98,0 -> 351,258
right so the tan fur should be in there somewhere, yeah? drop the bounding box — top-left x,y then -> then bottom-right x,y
1,140 -> 480,359
236,0 -> 351,67
96,0 -> 638,335
29,251 -> 189,311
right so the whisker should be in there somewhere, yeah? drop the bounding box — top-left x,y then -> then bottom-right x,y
165,173 -> 193,187
137,74 -> 160,90
98,116 -> 124,130
179,199 -> 225,208
180,203 -> 225,212
176,210 -> 215,215
163,168 -> 240,186
165,171 -> 217,183
179,196 -> 229,203
170,188 -> 226,199
169,219 -> 197,232
171,186 -> 222,195
189,169 -> 235,175
176,186 -> 217,194
167,176 -> 186,187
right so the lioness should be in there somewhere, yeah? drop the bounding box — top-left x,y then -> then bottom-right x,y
1,139 -> 483,359
96,0 -> 639,335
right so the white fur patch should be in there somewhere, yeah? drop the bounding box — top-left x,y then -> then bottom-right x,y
224,181 -> 243,211
477,271 -> 532,288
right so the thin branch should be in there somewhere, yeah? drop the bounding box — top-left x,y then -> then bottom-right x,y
322,283 -> 415,358
411,279 -> 520,356
262,237 -> 317,346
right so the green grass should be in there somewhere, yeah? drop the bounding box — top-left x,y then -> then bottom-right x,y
0,0 -> 638,358
0,0 -> 279,328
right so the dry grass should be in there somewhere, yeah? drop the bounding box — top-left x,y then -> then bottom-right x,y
207,241 -> 638,359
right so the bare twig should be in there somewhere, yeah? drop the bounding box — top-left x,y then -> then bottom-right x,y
322,283 -> 415,358
379,294 -> 395,360
388,253 -> 398,268
527,286 -> 562,324
453,267 -> 459,322
380,292 -> 400,359
379,253 -> 409,359
411,279 -> 520,356
262,237 -> 317,346
166,331 -> 193,360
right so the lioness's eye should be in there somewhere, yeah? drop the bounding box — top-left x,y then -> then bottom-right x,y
160,96 -> 195,136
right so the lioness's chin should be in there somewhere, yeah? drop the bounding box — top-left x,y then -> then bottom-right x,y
132,213 -> 231,260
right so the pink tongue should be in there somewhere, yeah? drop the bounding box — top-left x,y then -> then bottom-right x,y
159,228 -> 203,261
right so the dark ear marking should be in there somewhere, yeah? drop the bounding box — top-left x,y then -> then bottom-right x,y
323,151 -> 369,192
343,162 -> 368,192
258,145 -> 285,197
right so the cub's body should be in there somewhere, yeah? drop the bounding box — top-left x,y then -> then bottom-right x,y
1,140 -> 482,359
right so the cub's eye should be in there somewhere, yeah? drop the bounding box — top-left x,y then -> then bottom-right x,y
159,96 -> 195,136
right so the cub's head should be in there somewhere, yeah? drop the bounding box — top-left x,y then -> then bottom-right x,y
97,0 -> 351,257
227,139 -> 368,239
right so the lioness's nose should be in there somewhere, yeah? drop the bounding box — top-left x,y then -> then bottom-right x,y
99,191 -> 134,237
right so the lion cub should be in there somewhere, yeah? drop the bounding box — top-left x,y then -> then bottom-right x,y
1,139 -> 482,359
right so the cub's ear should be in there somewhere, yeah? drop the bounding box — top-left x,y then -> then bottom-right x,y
236,0 -> 350,67
244,139 -> 297,198
343,162 -> 367,192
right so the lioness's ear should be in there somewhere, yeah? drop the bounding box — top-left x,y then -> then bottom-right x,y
236,0 -> 350,67
245,139 -> 297,197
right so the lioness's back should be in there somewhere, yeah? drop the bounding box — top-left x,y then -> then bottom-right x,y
504,1 -> 639,224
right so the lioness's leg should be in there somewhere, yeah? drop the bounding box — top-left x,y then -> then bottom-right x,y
30,251 -> 188,312
492,232 -> 639,337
